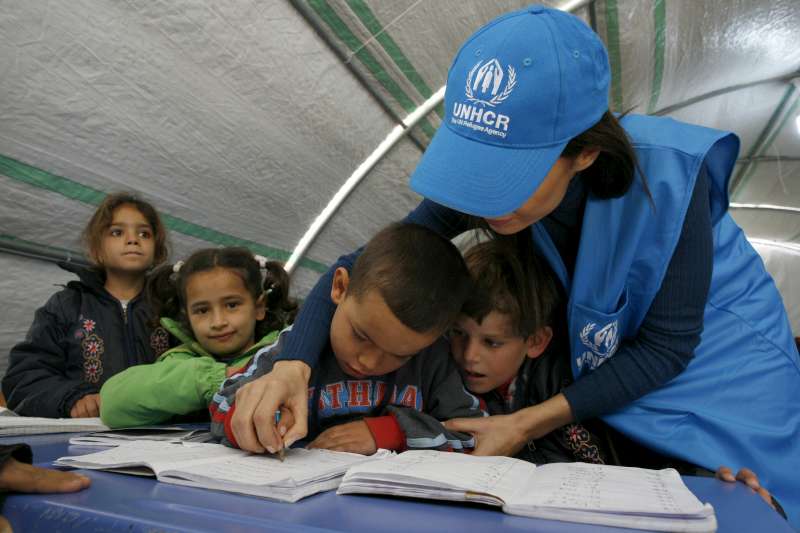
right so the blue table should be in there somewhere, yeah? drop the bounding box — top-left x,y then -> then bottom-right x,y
1,433 -> 792,533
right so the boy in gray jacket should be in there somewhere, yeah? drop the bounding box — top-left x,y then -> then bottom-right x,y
210,222 -> 483,454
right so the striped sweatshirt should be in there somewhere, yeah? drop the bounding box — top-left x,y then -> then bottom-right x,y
210,328 -> 484,452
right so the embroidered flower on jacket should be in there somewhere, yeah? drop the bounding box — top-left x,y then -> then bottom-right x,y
566,424 -> 589,444
83,356 -> 103,383
81,333 -> 105,383
563,423 -> 605,464
82,318 -> 96,333
150,327 -> 170,357
85,339 -> 101,355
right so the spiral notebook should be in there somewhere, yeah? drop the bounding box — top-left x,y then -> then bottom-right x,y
337,451 -> 717,532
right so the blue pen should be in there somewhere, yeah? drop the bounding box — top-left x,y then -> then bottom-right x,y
275,411 -> 286,462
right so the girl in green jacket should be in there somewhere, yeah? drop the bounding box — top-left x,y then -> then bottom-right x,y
99,247 -> 296,428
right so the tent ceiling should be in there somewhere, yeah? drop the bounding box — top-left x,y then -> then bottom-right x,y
1,1 -> 799,371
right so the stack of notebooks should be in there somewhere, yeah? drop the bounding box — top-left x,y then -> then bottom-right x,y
55,443 -> 716,531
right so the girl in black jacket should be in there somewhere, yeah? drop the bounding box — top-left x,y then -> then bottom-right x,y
2,193 -> 169,418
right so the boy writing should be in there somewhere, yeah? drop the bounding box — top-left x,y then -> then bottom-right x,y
210,223 -> 483,454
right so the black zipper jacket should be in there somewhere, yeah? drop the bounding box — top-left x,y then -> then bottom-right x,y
482,338 -> 615,466
2,262 -> 169,417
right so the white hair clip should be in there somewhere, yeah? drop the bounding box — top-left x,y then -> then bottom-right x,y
172,260 -> 184,274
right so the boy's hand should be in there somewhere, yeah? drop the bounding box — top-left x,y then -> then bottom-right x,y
230,361 -> 311,453
716,466 -> 776,511
444,414 -> 526,456
307,421 -> 377,455
70,393 -> 101,418
0,458 -> 91,493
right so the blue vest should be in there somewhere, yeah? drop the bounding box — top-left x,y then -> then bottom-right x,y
533,114 -> 800,525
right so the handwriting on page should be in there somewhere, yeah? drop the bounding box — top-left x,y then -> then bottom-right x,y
174,448 -> 368,486
348,450 -> 529,499
470,460 -> 517,491
530,463 -> 690,514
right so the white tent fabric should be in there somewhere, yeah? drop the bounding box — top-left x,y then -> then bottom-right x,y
752,240 -> 800,334
1,1 -> 799,373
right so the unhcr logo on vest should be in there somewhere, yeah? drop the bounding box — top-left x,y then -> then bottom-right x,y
576,321 -> 619,371
451,59 -> 516,139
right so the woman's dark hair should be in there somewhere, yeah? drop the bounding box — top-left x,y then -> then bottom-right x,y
83,192 -> 169,268
461,233 -> 559,338
146,247 -> 297,340
561,111 -> 652,202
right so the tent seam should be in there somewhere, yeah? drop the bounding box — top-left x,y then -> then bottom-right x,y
0,154 -> 327,273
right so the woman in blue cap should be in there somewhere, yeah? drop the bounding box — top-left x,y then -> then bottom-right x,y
228,5 -> 800,524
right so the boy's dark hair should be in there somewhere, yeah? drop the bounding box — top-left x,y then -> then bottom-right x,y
347,222 -> 471,334
82,192 -> 169,268
147,247 -> 297,340
461,237 -> 559,337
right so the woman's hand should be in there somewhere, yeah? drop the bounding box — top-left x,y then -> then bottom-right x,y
445,393 -> 574,456
230,360 -> 311,453
70,393 -> 101,418
444,413 -> 528,456
716,466 -> 777,511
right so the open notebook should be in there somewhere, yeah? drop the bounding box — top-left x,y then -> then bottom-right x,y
0,408 -> 109,436
338,451 -> 717,532
56,440 -> 389,502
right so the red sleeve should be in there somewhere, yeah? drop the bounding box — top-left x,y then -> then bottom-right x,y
478,395 -> 488,412
364,415 -> 406,451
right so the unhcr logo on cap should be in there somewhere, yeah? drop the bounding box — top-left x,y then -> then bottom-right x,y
450,58 -> 516,138
466,59 -> 516,107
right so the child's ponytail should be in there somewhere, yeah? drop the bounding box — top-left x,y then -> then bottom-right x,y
257,259 -> 298,338
145,262 -> 183,329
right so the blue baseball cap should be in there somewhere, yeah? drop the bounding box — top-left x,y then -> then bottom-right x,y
410,5 -> 610,218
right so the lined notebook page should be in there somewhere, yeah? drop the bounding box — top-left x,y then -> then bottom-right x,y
339,451 -> 716,532
167,448 -> 387,488
341,450 -> 535,503
508,462 -> 709,516
58,441 -> 391,488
